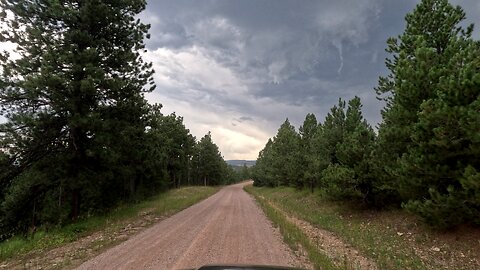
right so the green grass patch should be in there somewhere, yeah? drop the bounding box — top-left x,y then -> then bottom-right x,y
245,185 -> 340,270
0,186 -> 218,261
246,185 -> 427,270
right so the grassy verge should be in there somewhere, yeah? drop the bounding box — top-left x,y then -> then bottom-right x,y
245,185 -> 339,270
0,186 -> 219,262
247,185 -> 477,270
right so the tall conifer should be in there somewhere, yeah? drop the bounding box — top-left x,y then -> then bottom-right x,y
0,0 -> 154,232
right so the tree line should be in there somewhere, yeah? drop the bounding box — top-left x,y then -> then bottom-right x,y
252,0 -> 480,229
0,0 -> 237,240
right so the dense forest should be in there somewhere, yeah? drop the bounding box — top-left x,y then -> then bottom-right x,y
252,0 -> 480,229
0,0 -> 238,240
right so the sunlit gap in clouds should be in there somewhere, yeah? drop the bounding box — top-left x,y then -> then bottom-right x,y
135,0 -> 391,160
2,1 -> 480,159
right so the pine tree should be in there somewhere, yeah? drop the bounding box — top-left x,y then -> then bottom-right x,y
373,0 -> 474,207
192,132 -> 225,186
0,0 -> 155,233
336,97 -> 375,170
156,112 -> 195,188
142,105 -> 195,191
271,119 -> 301,187
320,97 -> 375,201
252,139 -> 276,187
320,99 -> 346,166
373,0 -> 480,226
335,97 -> 376,201
239,164 -> 251,181
299,113 -> 319,191
399,22 -> 480,227
251,119 -> 300,187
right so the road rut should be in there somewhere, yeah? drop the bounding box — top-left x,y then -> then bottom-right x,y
77,182 -> 302,269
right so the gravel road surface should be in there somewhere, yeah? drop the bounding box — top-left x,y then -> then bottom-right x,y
77,182 -> 301,269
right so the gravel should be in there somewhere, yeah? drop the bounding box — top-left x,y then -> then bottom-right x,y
76,182 -> 303,270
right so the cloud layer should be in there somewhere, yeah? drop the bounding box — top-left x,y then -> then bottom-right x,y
140,0 -> 480,159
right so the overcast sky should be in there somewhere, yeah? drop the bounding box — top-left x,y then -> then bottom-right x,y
3,1 -> 477,160
139,0 -> 480,160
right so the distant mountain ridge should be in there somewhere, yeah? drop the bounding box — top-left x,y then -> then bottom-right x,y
226,160 -> 256,167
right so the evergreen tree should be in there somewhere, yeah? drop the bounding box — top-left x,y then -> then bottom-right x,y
320,99 -> 346,166
157,112 -> 195,188
0,0 -> 154,234
398,18 -> 480,227
192,132 -> 225,186
299,113 -> 319,191
223,163 -> 238,185
271,119 -> 301,187
373,0 -> 474,207
142,105 -> 170,192
0,149 -> 14,201
252,119 -> 301,187
142,105 -> 195,191
252,139 -> 276,187
336,97 -> 375,171
374,0 -> 479,227
239,164 -> 251,181
334,97 -> 376,201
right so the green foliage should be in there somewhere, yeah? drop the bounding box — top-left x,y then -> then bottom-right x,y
299,113 -> 320,190
144,105 -> 196,190
0,0 -> 156,236
245,186 -> 339,270
460,166 -> 480,225
271,119 -> 301,186
371,0 -> 475,207
252,139 -> 277,187
248,186 -> 428,269
371,0 -> 480,226
321,164 -> 358,200
239,164 -> 252,180
0,0 -> 231,240
0,186 -> 218,261
228,163 -> 252,184
253,1 -> 479,229
190,132 -> 229,186
252,119 -> 301,187
320,99 -> 346,165
253,96 -> 376,203
317,97 -> 376,201
404,166 -> 480,229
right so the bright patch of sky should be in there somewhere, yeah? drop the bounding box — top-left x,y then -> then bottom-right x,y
139,0 -> 479,159
1,1 -> 479,159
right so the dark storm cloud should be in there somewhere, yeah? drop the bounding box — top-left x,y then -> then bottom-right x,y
141,0 -> 480,159
237,116 -> 253,122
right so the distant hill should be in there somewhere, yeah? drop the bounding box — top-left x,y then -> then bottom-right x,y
226,160 -> 256,167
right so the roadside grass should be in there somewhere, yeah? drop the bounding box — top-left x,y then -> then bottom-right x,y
246,185 -> 480,270
245,186 -> 340,270
0,186 -> 219,262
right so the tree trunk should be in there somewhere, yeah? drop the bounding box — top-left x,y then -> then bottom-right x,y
173,172 -> 177,188
130,178 -> 135,198
31,193 -> 37,233
58,184 -> 62,208
72,189 -> 80,221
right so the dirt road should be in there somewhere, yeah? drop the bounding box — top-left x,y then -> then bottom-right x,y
77,182 -> 302,269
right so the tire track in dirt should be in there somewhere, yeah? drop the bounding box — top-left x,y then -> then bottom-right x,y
77,182 -> 305,269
